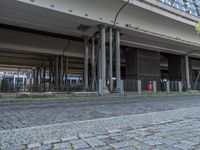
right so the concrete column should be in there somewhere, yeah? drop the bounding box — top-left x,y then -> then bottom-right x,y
60,55 -> 63,91
39,67 -> 42,85
137,80 -> 142,95
98,33 -> 102,83
84,36 -> 89,91
185,55 -> 191,90
56,56 -> 59,90
49,66 -> 51,86
178,81 -> 182,93
166,81 -> 170,93
43,68 -> 46,91
115,29 -> 121,90
32,69 -> 35,85
65,56 -> 69,93
13,75 -> 16,88
43,68 -> 46,85
91,36 -> 95,91
97,33 -> 102,95
109,27 -> 113,92
153,81 -> 157,93
99,25 -> 106,90
36,67 -> 39,85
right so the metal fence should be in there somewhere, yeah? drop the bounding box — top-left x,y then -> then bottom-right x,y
161,81 -> 187,92
0,83 -> 84,93
123,79 -> 189,92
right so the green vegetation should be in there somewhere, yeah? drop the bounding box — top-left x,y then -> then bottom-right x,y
195,22 -> 200,33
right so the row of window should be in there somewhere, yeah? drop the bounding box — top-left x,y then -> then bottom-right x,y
158,0 -> 200,17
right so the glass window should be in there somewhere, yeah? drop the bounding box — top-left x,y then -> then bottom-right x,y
159,0 -> 172,5
172,0 -> 186,11
195,0 -> 200,6
185,0 -> 198,16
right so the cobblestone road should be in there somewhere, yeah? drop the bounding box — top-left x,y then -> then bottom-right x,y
24,118 -> 200,150
1,96 -> 200,130
1,107 -> 200,150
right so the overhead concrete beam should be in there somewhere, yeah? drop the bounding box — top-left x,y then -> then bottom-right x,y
1,0 -> 199,48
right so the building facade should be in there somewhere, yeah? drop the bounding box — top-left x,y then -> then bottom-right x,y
0,0 -> 200,94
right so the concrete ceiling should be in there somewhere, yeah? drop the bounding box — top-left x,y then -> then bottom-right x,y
0,0 -> 200,59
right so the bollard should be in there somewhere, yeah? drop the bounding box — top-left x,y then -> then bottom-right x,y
166,81 -> 170,93
178,81 -> 182,93
153,81 -> 157,93
137,80 -> 142,95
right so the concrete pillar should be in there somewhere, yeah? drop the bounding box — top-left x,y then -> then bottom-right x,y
32,69 -> 35,85
97,33 -> 102,95
115,29 -> 121,91
49,66 -> 51,86
65,56 -> 69,93
185,55 -> 191,90
99,25 -> 107,95
43,68 -> 46,91
56,56 -> 59,90
109,27 -> 113,92
84,36 -> 89,91
36,67 -> 39,85
166,81 -> 170,93
100,25 -> 106,90
43,68 -> 46,85
60,55 -> 63,91
91,36 -> 95,91
137,80 -> 142,95
39,67 -> 42,85
178,81 -> 182,93
98,33 -> 102,85
13,74 -> 16,88
153,81 -> 157,93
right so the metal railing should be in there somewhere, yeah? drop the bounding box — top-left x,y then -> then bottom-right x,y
0,83 -> 85,93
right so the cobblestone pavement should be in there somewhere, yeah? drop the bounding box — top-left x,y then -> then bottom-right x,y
1,96 -> 200,130
1,107 -> 200,150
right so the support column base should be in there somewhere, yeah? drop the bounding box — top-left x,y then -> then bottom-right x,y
103,88 -> 110,94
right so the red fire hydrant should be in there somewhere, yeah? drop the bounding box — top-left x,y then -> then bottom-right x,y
147,81 -> 153,92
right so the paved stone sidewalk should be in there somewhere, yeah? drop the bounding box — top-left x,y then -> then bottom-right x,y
1,96 -> 200,130
1,107 -> 200,150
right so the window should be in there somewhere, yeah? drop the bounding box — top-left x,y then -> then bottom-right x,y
186,2 -> 198,16
172,0 -> 186,11
159,0 -> 172,5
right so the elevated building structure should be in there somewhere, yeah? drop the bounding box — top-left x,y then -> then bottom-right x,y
0,0 -> 200,94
